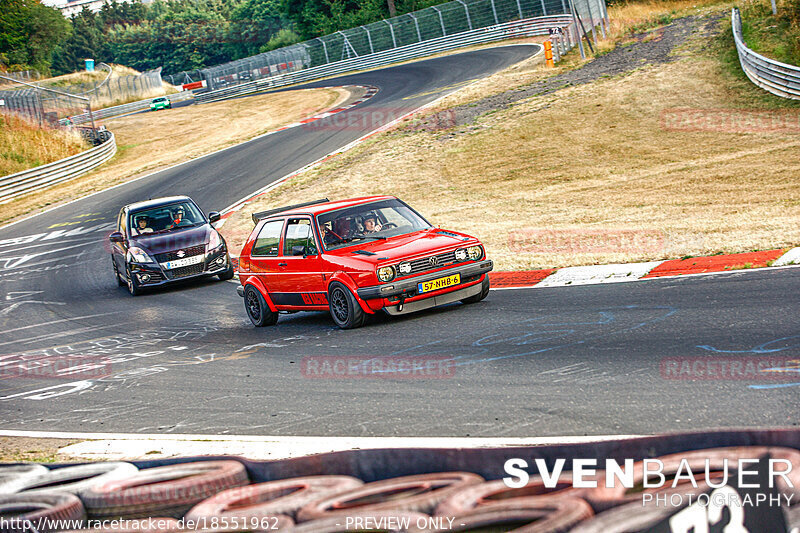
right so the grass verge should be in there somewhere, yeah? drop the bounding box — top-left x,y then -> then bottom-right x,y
1,87 -> 350,225
0,437 -> 85,463
738,0 -> 800,65
222,8 -> 800,271
0,113 -> 89,177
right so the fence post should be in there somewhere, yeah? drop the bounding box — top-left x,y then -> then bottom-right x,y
320,38 -> 331,63
515,0 -> 523,18
364,26 -> 375,53
409,13 -> 423,41
385,20 -> 398,48
456,0 -> 473,30
432,6 -> 447,35
489,0 -> 499,24
568,0 -> 585,58
540,0 -> 548,16
583,0 -> 599,43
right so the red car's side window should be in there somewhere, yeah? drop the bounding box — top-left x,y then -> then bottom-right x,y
252,220 -> 284,256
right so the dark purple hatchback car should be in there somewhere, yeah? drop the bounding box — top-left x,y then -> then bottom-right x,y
109,196 -> 234,295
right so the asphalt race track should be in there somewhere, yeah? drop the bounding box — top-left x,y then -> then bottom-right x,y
1,45 -> 798,437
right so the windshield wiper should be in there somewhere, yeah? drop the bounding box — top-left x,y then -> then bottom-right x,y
351,235 -> 387,242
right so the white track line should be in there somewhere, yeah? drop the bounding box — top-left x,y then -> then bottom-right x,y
0,430 -> 640,461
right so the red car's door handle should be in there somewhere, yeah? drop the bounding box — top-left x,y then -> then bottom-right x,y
278,262 -> 288,267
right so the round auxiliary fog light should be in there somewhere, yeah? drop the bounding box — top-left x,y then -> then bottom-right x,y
140,273 -> 151,283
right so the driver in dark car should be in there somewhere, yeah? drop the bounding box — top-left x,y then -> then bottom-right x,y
166,206 -> 190,230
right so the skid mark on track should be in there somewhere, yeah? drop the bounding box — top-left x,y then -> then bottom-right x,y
379,306 -> 679,370
698,335 -> 800,354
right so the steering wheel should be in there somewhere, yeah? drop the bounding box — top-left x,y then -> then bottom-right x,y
381,223 -> 397,230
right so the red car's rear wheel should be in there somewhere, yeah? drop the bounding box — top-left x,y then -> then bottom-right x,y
244,285 -> 278,327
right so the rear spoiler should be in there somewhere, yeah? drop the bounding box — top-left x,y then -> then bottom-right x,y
251,198 -> 330,224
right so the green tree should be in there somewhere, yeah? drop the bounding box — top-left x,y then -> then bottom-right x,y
52,7 -> 105,75
259,28 -> 301,52
0,0 -> 70,73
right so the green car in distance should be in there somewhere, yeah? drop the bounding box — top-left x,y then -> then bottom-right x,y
150,97 -> 171,111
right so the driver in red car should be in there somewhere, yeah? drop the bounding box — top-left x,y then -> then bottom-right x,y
362,213 -> 382,234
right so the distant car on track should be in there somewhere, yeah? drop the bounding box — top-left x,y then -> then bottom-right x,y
109,196 -> 234,296
236,196 -> 493,329
150,97 -> 171,111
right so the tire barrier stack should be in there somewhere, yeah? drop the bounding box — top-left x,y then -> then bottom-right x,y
0,444 -> 798,532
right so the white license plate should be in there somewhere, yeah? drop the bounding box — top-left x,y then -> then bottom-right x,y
160,254 -> 204,270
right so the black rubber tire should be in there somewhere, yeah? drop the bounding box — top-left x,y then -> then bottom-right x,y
15,462 -> 139,497
126,266 -> 140,296
0,464 -> 50,493
328,281 -> 366,330
567,500 -> 681,533
584,445 -> 800,512
244,285 -> 278,327
61,517 -> 181,532
113,257 -> 125,287
217,257 -> 235,281
411,496 -> 593,533
291,511 -> 429,533
185,475 -> 363,522
296,472 -> 484,522
460,277 -> 489,305
81,460 -> 249,520
0,492 -> 86,532
434,474 -> 595,517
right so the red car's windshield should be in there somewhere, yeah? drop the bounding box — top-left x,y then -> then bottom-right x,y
317,199 -> 431,250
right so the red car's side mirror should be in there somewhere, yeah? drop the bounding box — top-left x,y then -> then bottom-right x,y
109,231 -> 124,243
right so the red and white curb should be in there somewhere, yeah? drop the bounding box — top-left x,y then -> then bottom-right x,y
0,430 -> 638,461
489,247 -> 800,289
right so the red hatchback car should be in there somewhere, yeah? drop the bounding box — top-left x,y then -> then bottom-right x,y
236,196 -> 493,329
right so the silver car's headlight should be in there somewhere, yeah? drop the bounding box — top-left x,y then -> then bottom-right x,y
467,245 -> 483,261
377,266 -> 396,282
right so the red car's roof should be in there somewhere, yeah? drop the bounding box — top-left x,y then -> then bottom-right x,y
273,196 -> 397,217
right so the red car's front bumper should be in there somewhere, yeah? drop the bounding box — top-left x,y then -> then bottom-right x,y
356,260 -> 493,314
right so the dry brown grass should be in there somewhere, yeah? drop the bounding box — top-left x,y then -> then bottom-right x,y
223,29 -> 800,270
1,87 -> 349,225
0,437 -> 86,463
0,113 -> 89,177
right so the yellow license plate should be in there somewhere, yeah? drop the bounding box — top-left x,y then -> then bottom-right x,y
418,273 -> 460,294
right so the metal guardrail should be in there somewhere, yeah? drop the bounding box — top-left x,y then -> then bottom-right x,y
0,131 -> 116,204
732,8 -> 800,100
196,15 -> 576,104
67,92 -> 195,125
